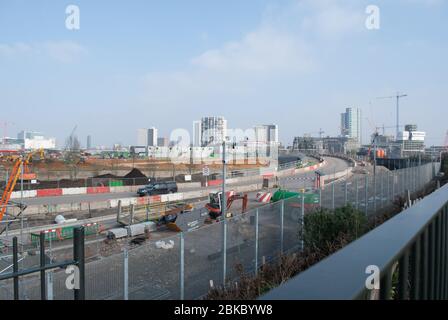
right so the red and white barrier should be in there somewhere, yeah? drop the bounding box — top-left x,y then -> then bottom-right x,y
7,160 -> 330,200
256,192 -> 272,203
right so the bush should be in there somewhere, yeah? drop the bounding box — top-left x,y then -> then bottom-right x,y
303,205 -> 367,254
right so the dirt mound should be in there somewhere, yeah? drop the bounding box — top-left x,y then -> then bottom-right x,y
123,168 -> 147,179
93,173 -> 119,179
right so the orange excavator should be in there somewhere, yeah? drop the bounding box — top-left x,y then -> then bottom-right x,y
0,149 -> 44,222
205,191 -> 248,222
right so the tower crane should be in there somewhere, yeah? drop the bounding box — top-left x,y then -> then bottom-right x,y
376,92 -> 408,140
304,129 -> 326,138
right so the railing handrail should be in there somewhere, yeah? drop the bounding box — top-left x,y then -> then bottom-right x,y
260,182 -> 448,300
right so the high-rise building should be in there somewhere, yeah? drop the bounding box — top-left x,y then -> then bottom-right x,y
193,121 -> 202,147
137,127 -> 158,147
200,117 -> 227,146
148,127 -> 158,147
254,124 -> 279,144
137,128 -> 148,146
87,135 -> 92,149
340,107 -> 362,144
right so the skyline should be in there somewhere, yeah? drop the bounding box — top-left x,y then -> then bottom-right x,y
1,0 -> 447,146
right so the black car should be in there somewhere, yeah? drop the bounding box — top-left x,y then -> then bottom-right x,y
137,181 -> 178,196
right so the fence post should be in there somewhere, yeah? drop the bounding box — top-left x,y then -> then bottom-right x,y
319,187 -> 322,208
301,195 -> 305,252
117,200 -> 122,223
373,173 -> 377,213
332,182 -> 335,210
255,209 -> 259,275
47,271 -> 54,300
130,204 -> 134,225
364,175 -> 368,215
180,232 -> 185,300
124,248 -> 129,300
73,227 -> 85,300
344,180 -> 348,206
13,236 -> 19,300
40,232 -> 47,300
392,173 -> 395,203
280,200 -> 284,254
222,218 -> 227,284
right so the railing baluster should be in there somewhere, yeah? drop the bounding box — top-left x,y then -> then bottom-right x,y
411,238 -> 420,300
442,206 -> 448,299
421,228 -> 429,300
436,214 -> 442,299
429,221 -> 436,299
398,250 -> 409,300
380,268 -> 392,300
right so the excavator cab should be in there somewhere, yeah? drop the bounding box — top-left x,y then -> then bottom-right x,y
205,191 -> 248,222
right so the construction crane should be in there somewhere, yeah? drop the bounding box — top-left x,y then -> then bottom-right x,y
376,93 -> 408,140
0,121 -> 15,144
375,125 -> 400,136
304,129 -> 325,138
0,149 -> 44,221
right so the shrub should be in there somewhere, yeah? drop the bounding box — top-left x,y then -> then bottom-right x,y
303,205 -> 367,254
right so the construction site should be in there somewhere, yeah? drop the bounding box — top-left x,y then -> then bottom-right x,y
0,141 -> 305,291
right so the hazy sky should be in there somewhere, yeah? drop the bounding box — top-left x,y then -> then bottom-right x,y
1,0 -> 447,147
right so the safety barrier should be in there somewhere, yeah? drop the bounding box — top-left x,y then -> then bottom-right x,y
36,189 -> 63,197
87,186 -> 110,194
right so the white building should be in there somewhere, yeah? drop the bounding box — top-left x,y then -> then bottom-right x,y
397,124 -> 426,156
340,107 -> 362,144
17,131 -> 56,150
193,120 -> 202,147
137,128 -> 148,146
254,124 -> 279,144
137,127 -> 158,147
199,117 -> 227,147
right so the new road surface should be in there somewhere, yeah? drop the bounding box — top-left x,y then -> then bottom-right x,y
20,157 -> 350,207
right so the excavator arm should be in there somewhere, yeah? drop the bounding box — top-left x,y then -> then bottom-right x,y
0,159 -> 22,221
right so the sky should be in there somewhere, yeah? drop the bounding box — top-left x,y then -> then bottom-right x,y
0,0 -> 447,147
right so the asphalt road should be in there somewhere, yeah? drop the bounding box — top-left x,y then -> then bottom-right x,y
21,157 -> 350,206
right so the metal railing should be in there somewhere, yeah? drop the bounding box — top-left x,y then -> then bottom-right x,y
0,227 -> 85,300
260,182 -> 448,300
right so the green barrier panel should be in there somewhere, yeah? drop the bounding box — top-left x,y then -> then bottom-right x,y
31,223 -> 99,244
109,180 -> 124,187
271,189 -> 320,204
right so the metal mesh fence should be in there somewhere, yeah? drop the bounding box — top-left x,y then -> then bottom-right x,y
184,222 -> 223,299
128,235 -> 180,300
257,202 -> 282,266
225,210 -> 256,281
0,162 -> 441,300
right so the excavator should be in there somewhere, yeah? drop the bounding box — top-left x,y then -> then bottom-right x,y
0,149 -> 44,222
205,191 -> 248,223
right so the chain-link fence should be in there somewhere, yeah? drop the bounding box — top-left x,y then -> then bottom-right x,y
320,162 -> 439,215
0,162 -> 441,300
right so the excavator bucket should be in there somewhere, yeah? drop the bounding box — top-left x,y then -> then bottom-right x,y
166,222 -> 182,232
